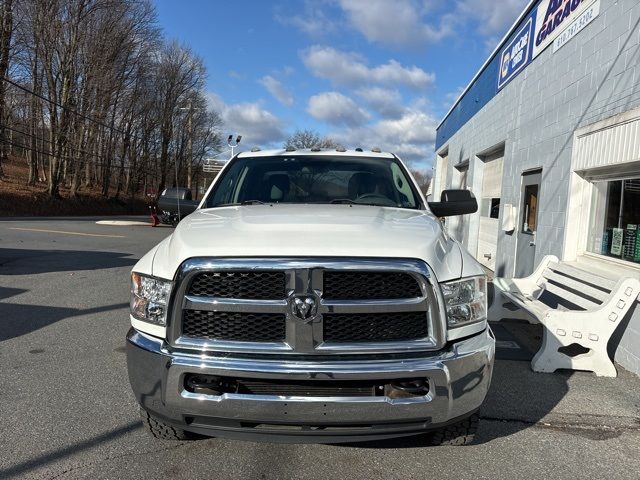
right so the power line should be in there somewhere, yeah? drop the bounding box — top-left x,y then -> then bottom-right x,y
1,120 -> 216,171
0,121 -> 118,164
0,136 -> 142,171
2,76 -> 131,137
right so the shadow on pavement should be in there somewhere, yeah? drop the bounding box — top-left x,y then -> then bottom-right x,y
0,286 -> 28,301
0,421 -> 142,479
0,248 -> 137,275
0,301 -> 128,341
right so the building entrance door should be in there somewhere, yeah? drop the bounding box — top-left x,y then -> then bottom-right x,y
515,170 -> 542,277
476,151 -> 504,271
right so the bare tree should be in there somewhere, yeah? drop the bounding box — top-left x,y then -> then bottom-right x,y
4,0 -> 223,202
0,0 -> 13,178
153,41 -> 205,197
284,129 -> 339,150
410,169 -> 432,195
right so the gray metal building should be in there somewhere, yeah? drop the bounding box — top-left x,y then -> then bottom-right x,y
432,0 -> 640,374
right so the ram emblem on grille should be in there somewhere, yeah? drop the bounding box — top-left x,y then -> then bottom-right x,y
290,295 -> 317,322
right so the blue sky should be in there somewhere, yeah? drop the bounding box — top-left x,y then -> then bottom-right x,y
154,0 -> 529,169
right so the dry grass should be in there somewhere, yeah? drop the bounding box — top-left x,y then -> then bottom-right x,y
0,155 -> 150,217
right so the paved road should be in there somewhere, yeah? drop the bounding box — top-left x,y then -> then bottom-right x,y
1,217 -> 639,479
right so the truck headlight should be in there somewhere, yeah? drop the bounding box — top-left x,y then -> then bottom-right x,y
130,272 -> 172,326
441,276 -> 487,329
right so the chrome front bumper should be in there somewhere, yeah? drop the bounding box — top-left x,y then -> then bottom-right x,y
126,327 -> 495,443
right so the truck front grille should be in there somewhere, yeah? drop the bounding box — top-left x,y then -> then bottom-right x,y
182,310 -> 286,342
236,379 -> 380,397
188,271 -> 286,299
323,271 -> 422,300
323,312 -> 429,342
172,258 -> 441,355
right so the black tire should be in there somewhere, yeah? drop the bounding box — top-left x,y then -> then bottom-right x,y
428,413 -> 479,446
140,408 -> 193,440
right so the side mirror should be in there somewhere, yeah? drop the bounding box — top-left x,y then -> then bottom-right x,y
428,189 -> 478,217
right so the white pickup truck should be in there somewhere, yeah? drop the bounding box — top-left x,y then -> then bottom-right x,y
127,148 -> 495,444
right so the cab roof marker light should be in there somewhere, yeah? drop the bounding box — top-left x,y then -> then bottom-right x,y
372,147 -> 382,153
251,147 -> 261,152
336,146 -> 346,152
285,146 -> 296,152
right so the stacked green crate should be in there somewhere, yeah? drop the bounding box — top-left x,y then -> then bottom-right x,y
611,228 -> 624,257
602,229 -> 612,255
623,225 -> 637,261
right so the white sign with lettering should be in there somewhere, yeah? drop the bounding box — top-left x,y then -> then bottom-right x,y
553,0 -> 600,52
533,0 -> 598,58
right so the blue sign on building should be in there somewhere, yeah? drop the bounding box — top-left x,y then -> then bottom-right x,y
497,16 -> 535,91
437,0 -> 602,150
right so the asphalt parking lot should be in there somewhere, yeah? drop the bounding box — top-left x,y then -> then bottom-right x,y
1,217 -> 639,480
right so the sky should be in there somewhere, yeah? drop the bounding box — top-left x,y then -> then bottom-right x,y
154,0 -> 529,170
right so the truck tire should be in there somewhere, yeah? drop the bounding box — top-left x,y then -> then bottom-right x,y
428,413 -> 479,446
140,408 -> 193,440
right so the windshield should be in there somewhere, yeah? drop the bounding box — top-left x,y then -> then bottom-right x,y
205,155 -> 421,209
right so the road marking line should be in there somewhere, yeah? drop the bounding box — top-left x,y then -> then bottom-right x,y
96,220 -> 150,226
8,227 -> 126,238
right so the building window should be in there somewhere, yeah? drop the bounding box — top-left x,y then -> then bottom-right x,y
480,198 -> 501,219
522,185 -> 538,233
587,178 -> 640,263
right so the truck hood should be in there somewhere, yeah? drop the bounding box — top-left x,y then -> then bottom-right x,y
149,204 -> 467,282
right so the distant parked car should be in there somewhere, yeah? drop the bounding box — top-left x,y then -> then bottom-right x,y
156,187 -> 198,226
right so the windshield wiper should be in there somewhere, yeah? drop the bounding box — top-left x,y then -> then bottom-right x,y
330,199 -> 356,204
217,200 -> 269,207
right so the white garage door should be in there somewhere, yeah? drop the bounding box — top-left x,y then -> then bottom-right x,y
477,152 -> 504,270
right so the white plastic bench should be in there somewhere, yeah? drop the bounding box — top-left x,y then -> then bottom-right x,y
490,255 -> 640,377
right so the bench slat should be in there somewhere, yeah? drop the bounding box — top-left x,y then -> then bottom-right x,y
542,269 -> 609,303
540,280 -> 601,310
501,290 -> 549,319
547,262 -> 616,292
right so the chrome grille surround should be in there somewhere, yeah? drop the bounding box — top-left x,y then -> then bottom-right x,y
167,258 -> 446,355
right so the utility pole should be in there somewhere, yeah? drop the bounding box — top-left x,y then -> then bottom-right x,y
186,101 -> 193,191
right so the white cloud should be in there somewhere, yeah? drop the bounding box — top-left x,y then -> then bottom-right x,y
337,0 -> 454,46
307,91 -> 370,127
274,0 -> 338,38
332,0 -> 528,48
228,70 -> 245,81
207,93 -> 286,146
330,109 -> 438,166
373,110 -> 437,144
280,0 -> 528,48
259,75 -> 294,107
456,0 -> 528,37
355,87 -> 406,118
302,46 -> 435,90
444,86 -> 465,108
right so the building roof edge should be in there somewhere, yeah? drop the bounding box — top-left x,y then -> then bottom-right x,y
436,0 -> 538,131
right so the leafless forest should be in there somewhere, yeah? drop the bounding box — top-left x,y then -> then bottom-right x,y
0,0 -> 223,202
